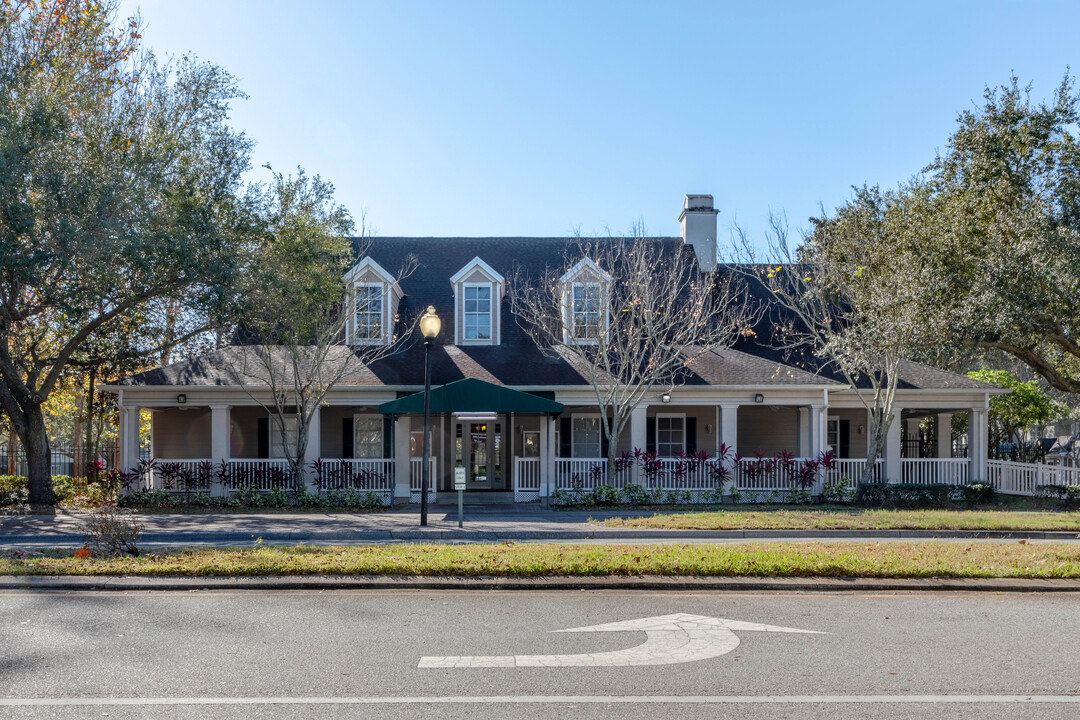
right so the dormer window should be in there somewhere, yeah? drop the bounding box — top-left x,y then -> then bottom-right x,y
571,283 -> 602,340
463,285 -> 492,341
343,257 -> 399,345
354,285 -> 384,342
450,257 -> 504,346
560,258 -> 610,345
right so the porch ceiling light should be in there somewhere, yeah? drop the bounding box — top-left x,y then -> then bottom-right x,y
754,393 -> 765,403
420,305 -> 442,339
176,394 -> 186,404
661,392 -> 671,404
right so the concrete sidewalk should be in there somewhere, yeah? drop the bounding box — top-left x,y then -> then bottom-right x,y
3,506 -> 1080,546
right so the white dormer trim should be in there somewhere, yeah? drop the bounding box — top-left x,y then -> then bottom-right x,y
451,257 -> 504,346
559,257 -> 611,345
344,256 -> 395,285
560,257 -> 611,285
344,257 -> 398,346
450,256 -> 505,286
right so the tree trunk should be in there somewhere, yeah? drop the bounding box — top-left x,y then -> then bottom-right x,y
22,403 -> 55,506
6,428 -> 15,476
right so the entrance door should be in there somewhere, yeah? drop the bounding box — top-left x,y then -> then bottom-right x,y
454,419 -> 504,490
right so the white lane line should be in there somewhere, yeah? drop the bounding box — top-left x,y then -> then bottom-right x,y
0,696 -> 1078,706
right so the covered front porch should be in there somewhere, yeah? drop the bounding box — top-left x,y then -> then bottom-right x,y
116,382 -> 999,504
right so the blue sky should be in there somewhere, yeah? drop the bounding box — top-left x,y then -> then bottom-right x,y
119,1 -> 1079,240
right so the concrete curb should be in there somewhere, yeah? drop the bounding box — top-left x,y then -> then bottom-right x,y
2,574 -> 1079,593
2,528 -> 1080,546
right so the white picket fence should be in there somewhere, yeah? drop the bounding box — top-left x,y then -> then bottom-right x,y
987,459 -> 1080,496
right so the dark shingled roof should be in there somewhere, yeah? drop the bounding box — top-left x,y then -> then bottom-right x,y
116,237 -> 990,392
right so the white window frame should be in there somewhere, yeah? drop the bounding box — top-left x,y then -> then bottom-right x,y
353,282 -> 386,345
462,282 -> 494,343
571,414 -> 602,459
827,417 -> 840,456
269,414 -> 300,459
654,413 -> 686,457
568,281 -> 604,344
353,414 -> 384,459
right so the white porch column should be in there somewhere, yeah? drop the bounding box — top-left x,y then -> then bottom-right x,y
119,405 -> 141,472
719,404 -> 738,456
969,408 -> 988,482
937,413 -> 953,459
208,405 -> 230,495
809,405 -> 826,458
539,414 -> 551,498
304,405 -> 321,487
884,410 -> 902,483
394,416 -> 411,500
629,405 -> 648,455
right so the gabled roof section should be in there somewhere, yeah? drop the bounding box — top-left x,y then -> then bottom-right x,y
560,256 -> 611,284
344,256 -> 396,285
449,256 -> 504,285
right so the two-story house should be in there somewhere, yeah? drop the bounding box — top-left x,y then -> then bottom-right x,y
105,195 -> 997,504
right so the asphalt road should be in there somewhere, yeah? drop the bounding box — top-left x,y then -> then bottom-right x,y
2,589 -> 1079,718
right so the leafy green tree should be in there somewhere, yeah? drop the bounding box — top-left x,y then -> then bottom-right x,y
922,74 -> 1080,394
0,1 -> 256,504
733,186 -> 944,483
965,370 -> 1067,456
237,169 -> 415,490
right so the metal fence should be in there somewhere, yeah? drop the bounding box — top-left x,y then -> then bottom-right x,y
0,442 -> 149,478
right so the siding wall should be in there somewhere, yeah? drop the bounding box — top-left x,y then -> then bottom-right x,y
152,408 -> 211,459
828,407 -> 869,459
738,406 -> 799,456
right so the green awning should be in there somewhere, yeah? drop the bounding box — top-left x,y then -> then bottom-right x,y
377,378 -> 563,415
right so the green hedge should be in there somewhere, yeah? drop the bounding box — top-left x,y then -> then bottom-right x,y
854,481 -> 996,508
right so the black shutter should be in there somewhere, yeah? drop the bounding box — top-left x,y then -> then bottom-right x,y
559,418 -> 572,458
839,419 -> 851,459
342,417 -> 354,459
600,423 -> 610,459
383,416 -> 394,458
257,417 -> 269,459
685,417 -> 697,455
646,417 -> 656,454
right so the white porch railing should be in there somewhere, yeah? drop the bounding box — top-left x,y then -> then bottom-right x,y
901,458 -> 969,485
824,458 -> 884,486
513,457 -> 542,502
409,456 -> 438,504
227,459 -> 293,490
141,459 -> 214,492
319,459 -> 394,503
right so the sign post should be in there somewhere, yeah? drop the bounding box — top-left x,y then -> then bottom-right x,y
454,465 -> 466,528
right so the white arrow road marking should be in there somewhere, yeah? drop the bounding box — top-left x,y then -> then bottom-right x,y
417,612 -> 823,668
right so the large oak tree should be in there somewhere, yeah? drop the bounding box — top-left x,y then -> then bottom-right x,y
0,1 -> 256,504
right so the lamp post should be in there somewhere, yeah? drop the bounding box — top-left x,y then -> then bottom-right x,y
419,305 -> 441,526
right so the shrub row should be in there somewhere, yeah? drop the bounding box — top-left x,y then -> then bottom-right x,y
115,486 -> 385,511
0,475 -> 111,507
853,481 -> 996,508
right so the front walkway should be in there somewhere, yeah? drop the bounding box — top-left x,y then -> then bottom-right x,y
3,507 -> 1080,547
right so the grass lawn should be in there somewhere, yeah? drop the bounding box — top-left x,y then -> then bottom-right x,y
594,508 -> 1080,531
3,542 -> 1080,579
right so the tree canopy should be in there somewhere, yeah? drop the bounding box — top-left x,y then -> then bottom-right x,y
0,0 -> 257,503
919,74 -> 1080,393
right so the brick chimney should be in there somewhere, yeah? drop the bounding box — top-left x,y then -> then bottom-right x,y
678,194 -> 719,271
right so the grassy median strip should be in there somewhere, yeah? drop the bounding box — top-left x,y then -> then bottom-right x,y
595,509 -> 1080,531
3,542 -> 1080,579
